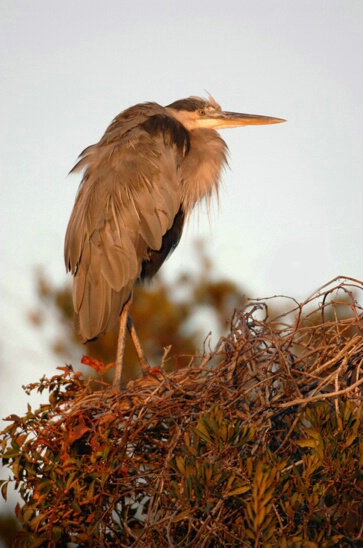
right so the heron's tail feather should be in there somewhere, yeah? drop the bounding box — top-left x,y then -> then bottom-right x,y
73,238 -> 134,342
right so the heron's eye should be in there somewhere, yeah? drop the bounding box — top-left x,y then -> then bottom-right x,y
199,109 -> 206,116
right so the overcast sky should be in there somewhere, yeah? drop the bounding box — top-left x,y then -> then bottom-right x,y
1,0 -> 362,444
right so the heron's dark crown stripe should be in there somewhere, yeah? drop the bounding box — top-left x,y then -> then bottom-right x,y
167,97 -> 207,112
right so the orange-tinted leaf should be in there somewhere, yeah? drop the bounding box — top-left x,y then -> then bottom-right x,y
98,412 -> 117,425
4,414 -> 22,422
149,367 -> 162,375
68,424 -> 91,444
81,355 -> 105,373
16,433 -> 28,447
56,365 -> 73,376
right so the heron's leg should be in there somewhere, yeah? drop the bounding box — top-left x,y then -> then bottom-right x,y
127,316 -> 150,375
113,298 -> 132,387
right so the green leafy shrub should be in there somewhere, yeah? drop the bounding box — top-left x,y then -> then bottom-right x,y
2,277 -> 363,547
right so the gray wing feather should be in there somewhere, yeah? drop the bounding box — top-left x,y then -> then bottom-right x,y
65,122 -> 182,341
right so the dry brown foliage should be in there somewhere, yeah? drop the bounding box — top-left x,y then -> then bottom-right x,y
1,276 -> 363,547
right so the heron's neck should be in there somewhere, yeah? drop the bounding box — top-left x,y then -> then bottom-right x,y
180,129 -> 228,214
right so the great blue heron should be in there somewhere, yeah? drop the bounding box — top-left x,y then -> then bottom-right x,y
65,96 -> 284,385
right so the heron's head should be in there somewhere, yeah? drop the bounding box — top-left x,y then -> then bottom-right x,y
166,95 -> 285,131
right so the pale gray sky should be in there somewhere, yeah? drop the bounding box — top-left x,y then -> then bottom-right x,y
1,1 -> 363,422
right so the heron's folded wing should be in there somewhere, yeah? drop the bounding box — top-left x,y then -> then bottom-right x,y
64,117 -> 187,340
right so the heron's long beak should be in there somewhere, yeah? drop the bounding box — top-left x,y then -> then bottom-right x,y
214,111 -> 286,129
